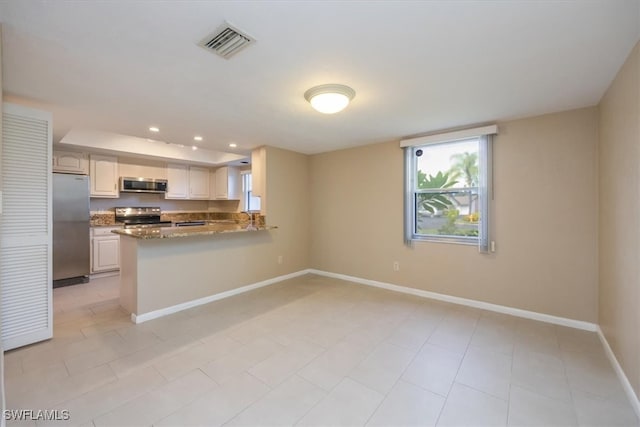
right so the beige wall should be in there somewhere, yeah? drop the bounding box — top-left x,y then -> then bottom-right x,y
263,146 -> 310,271
310,107 -> 599,323
598,41 -> 640,399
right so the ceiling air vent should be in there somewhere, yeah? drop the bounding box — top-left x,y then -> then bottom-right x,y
199,23 -> 255,59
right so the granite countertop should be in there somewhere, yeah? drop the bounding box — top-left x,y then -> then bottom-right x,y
90,211 -> 265,228
112,223 -> 277,240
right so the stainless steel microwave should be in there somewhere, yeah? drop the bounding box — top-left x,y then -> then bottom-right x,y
119,177 -> 168,193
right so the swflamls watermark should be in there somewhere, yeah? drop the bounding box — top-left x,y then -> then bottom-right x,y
3,409 -> 70,421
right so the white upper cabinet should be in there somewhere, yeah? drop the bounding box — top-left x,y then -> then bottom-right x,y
188,166 -> 210,200
165,164 -> 189,199
53,150 -> 88,175
214,166 -> 240,200
167,164 -> 212,200
89,155 -> 118,198
209,170 -> 217,201
118,158 -> 166,180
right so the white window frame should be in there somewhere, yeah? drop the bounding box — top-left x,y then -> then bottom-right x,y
402,126 -> 496,252
241,171 -> 260,212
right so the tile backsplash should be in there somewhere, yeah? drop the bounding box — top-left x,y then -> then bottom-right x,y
89,193 -> 241,213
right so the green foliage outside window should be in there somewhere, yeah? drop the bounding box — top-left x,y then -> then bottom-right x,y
416,171 -> 458,214
416,151 -> 480,238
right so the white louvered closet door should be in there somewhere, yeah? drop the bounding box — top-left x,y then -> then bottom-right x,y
1,103 -> 52,350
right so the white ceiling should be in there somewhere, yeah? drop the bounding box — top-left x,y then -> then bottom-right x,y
0,1 -> 638,155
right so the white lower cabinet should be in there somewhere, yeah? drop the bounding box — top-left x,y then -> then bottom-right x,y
91,227 -> 121,273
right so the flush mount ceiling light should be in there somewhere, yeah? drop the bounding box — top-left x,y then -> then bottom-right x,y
149,126 -> 160,132
193,136 -> 203,141
304,84 -> 355,114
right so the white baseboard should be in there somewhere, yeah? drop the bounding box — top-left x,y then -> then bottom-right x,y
597,327 -> 640,419
308,269 -> 597,332
90,270 -> 119,280
131,269 -> 312,324
132,267 -> 597,331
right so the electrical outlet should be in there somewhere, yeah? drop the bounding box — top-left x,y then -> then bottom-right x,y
490,241 -> 496,252
393,261 -> 400,271
277,255 -> 283,264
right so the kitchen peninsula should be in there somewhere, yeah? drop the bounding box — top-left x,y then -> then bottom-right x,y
115,222 -> 278,322
114,222 -> 275,240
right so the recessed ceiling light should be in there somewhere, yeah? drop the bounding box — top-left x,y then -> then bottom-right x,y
193,136 -> 203,141
149,126 -> 160,132
229,143 -> 237,148
192,145 -> 198,151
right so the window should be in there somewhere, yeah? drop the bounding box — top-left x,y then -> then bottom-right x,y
403,126 -> 495,251
242,172 -> 261,212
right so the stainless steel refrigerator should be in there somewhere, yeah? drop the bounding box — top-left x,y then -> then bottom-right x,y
53,173 -> 90,287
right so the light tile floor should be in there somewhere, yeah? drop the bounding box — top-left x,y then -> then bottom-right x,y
4,274 -> 639,427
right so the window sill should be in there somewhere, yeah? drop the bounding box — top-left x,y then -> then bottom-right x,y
410,236 -> 478,246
